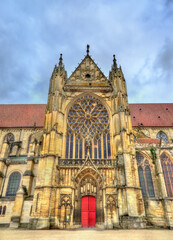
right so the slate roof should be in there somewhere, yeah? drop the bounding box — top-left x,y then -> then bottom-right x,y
0,103 -> 172,128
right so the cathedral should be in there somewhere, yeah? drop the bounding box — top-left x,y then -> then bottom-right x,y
0,46 -> 173,229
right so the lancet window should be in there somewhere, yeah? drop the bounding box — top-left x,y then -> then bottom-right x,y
65,96 -> 111,159
160,153 -> 173,198
136,152 -> 155,198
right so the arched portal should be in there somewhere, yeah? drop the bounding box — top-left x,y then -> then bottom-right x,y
74,167 -> 103,226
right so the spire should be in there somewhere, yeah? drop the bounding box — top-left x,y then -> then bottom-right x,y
58,53 -> 63,68
112,54 -> 117,69
86,44 -> 90,56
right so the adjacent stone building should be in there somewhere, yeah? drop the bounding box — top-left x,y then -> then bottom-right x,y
0,46 -> 173,229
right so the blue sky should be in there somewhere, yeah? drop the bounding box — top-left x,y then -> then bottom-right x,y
0,0 -> 173,104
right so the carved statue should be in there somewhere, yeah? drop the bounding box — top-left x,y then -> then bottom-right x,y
85,135 -> 91,149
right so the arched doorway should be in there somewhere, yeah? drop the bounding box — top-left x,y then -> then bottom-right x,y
81,196 -> 96,227
74,167 -> 103,226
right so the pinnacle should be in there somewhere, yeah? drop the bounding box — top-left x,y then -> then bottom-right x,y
58,53 -> 63,67
113,54 -> 117,69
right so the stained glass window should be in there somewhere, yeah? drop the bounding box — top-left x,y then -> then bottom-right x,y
156,131 -> 169,143
145,166 -> 155,197
136,152 -> 155,198
66,95 -> 111,159
6,172 -> 21,196
161,153 -> 173,198
138,166 -> 147,197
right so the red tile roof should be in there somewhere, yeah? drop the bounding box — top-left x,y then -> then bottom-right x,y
130,103 -> 173,127
0,104 -> 45,128
137,138 -> 160,144
0,103 -> 172,128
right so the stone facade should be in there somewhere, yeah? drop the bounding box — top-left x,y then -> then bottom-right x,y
0,46 -> 173,229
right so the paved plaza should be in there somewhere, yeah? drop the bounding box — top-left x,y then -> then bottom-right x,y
0,229 -> 173,240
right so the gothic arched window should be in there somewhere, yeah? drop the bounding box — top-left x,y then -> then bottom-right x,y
6,172 -> 21,196
3,133 -> 14,143
66,96 -> 111,159
160,153 -> 173,198
136,152 -> 155,198
156,131 -> 168,143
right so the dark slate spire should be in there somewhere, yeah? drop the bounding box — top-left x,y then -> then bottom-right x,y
86,44 -> 90,56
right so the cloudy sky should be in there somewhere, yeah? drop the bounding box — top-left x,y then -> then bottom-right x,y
0,0 -> 173,104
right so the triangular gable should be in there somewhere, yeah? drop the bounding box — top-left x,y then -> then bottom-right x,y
74,153 -> 103,183
79,154 -> 98,172
64,55 -> 112,92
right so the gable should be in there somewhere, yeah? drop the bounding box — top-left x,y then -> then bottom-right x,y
64,55 -> 112,92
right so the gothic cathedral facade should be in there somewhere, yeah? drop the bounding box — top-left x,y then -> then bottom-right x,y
0,46 -> 173,229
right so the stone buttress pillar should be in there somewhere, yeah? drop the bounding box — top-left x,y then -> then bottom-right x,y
29,54 -> 67,229
0,142 -> 9,195
10,186 -> 25,229
109,56 -> 145,228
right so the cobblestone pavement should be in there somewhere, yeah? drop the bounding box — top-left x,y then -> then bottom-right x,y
0,229 -> 173,240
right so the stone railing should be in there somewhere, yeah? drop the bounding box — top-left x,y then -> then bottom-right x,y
58,158 -> 116,167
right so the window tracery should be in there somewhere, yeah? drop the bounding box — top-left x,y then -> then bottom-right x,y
60,195 -> 71,223
66,96 -> 111,159
160,153 -> 173,198
136,152 -> 155,198
156,131 -> 168,143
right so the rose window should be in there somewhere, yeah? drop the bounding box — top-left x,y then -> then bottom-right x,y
66,96 -> 111,159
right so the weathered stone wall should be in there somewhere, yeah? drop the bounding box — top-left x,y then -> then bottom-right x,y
20,200 -> 32,225
0,128 -> 41,156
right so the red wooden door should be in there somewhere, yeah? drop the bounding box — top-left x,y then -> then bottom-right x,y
81,196 -> 96,227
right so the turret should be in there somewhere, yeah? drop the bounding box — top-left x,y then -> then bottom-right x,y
42,54 -> 67,156
46,54 -> 67,113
